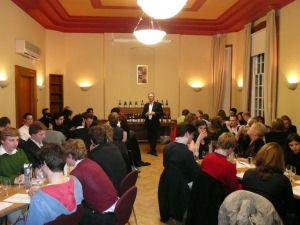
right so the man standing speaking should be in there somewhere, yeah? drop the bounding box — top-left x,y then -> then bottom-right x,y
142,92 -> 163,156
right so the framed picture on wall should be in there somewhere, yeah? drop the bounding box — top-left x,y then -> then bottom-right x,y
137,65 -> 148,84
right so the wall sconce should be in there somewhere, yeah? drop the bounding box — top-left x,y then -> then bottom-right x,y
79,81 -> 92,91
287,75 -> 299,90
37,77 -> 45,90
190,81 -> 203,92
0,73 -> 9,88
237,80 -> 243,91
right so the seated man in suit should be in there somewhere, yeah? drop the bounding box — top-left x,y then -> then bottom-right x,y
23,121 -> 46,168
68,114 -> 90,150
64,139 -> 118,225
16,143 -> 83,225
88,124 -> 127,193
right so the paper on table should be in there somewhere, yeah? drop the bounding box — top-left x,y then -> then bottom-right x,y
292,186 -> 300,196
236,172 -> 245,179
0,202 -> 13,211
4,194 -> 31,204
236,161 -> 250,168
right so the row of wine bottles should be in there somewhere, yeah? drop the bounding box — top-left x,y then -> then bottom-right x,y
118,99 -> 169,108
126,113 -> 171,123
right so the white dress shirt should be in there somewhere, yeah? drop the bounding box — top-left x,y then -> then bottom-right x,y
18,125 -> 30,141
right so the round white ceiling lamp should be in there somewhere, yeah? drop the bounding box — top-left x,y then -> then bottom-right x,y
134,29 -> 166,45
133,16 -> 166,45
137,0 -> 188,19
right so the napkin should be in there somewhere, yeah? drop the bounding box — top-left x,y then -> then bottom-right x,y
292,186 -> 300,196
236,172 -> 245,179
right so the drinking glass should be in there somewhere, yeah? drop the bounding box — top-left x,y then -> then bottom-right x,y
3,179 -> 10,196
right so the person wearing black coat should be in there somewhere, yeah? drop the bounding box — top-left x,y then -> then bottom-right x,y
22,121 -> 46,168
142,92 -> 163,156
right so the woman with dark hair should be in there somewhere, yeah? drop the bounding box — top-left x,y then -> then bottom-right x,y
217,109 -> 227,121
237,112 -> 247,125
281,115 -> 297,134
188,120 -> 209,158
265,118 -> 287,148
242,142 -> 295,223
285,133 -> 300,175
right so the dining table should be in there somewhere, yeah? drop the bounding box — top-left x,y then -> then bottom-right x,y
197,159 -> 300,200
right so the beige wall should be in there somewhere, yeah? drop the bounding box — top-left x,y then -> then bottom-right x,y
226,29 -> 245,112
45,32 -> 214,120
0,0 -> 46,127
278,0 -> 300,130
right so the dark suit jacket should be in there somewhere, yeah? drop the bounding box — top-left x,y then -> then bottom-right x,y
68,128 -> 91,150
23,139 -> 41,168
142,101 -> 163,128
88,143 -> 127,193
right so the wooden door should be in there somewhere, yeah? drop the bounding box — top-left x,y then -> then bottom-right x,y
15,65 -> 37,128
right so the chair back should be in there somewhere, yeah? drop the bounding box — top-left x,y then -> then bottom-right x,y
218,190 -> 283,225
185,171 -> 225,225
114,186 -> 137,225
119,169 -> 138,196
45,204 -> 84,225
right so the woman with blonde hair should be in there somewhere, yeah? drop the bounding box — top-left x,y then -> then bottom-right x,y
242,142 -> 295,223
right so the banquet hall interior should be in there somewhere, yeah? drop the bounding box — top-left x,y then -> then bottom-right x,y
0,0 -> 300,224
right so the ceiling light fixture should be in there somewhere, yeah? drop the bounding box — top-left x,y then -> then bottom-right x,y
133,15 -> 166,45
137,0 -> 188,19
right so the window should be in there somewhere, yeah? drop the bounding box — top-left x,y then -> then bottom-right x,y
251,53 -> 264,117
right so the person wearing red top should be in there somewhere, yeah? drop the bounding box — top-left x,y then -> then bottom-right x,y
201,132 -> 241,194
64,139 -> 118,225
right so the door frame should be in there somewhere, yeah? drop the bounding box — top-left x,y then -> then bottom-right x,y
15,65 -> 37,128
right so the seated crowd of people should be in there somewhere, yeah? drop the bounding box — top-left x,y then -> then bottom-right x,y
0,106 -> 149,225
161,108 -> 300,225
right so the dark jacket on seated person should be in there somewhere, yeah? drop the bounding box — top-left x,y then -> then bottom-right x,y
68,128 -> 91,151
185,171 -> 226,225
158,163 -> 190,223
88,143 -> 127,193
163,142 -> 201,183
265,131 -> 287,149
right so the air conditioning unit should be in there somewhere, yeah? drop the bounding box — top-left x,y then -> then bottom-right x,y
15,40 -> 41,60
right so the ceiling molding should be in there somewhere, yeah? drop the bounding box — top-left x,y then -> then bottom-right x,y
11,0 -> 294,35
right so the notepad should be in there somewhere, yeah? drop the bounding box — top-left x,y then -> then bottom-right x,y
0,202 -> 13,211
4,194 -> 31,204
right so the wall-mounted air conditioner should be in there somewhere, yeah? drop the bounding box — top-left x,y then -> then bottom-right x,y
15,39 -> 41,60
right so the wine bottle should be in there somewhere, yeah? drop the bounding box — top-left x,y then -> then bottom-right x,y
118,100 -> 122,107
124,101 -> 127,108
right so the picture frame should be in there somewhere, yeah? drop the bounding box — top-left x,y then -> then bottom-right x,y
137,65 -> 148,84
